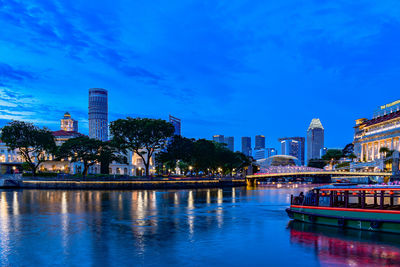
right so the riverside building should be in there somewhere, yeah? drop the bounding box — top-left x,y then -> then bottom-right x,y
352,100 -> 400,171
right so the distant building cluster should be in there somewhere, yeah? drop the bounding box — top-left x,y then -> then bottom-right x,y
213,135 -> 234,151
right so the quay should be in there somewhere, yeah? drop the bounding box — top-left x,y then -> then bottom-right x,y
3,177 -> 246,190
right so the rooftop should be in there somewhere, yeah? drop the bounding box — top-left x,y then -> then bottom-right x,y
308,118 -> 324,131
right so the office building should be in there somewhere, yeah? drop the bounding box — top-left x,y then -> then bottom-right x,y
320,147 -> 328,158
254,148 -> 266,160
225,136 -> 234,151
255,135 -> 266,150
60,112 -> 78,132
213,135 -> 225,144
266,148 -> 278,158
307,118 -> 324,162
241,137 -> 252,156
279,137 -> 305,165
169,115 -> 181,136
89,88 -> 108,141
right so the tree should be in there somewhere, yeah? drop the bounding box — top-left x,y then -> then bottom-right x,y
110,117 -> 175,176
98,141 -> 127,174
379,147 -> 391,158
307,159 -> 327,169
57,136 -> 103,177
321,149 -> 343,161
342,143 -> 354,157
1,120 -> 56,176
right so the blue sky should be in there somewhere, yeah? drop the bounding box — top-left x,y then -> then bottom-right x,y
0,0 -> 399,152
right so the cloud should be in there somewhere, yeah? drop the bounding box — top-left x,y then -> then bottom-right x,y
0,63 -> 36,85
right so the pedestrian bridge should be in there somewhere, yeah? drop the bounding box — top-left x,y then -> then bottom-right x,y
246,171 -> 392,186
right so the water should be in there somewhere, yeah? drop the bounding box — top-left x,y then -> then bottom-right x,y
1,186 -> 400,266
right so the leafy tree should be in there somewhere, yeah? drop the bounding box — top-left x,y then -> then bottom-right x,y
57,136 -> 103,177
322,149 -> 343,161
192,139 -> 217,172
342,143 -> 354,157
307,159 -> 328,169
110,117 -> 175,176
1,120 -> 56,176
98,141 -> 127,174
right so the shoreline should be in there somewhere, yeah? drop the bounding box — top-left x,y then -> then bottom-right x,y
10,178 -> 247,190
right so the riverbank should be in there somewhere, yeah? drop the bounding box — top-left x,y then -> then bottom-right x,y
16,177 -> 246,190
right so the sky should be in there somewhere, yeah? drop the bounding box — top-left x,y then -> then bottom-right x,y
0,0 -> 400,152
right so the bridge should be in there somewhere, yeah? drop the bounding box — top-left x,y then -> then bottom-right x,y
246,171 -> 392,186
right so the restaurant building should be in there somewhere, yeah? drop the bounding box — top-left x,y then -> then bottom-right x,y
352,100 -> 400,171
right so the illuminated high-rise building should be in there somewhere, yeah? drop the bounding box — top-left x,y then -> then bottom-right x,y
225,136 -> 234,151
169,115 -> 181,136
307,118 -> 324,162
279,137 -> 305,165
255,135 -> 266,150
60,112 -> 78,132
213,135 -> 225,143
89,88 -> 108,141
241,137 -> 252,156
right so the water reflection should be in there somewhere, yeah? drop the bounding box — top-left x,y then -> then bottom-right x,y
0,187 -> 399,266
288,220 -> 400,266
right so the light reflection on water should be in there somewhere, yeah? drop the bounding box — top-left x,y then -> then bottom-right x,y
0,187 -> 399,266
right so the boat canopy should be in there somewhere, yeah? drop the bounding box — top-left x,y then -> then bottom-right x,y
315,184 -> 400,191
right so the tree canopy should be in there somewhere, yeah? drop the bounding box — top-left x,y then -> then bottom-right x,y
110,117 -> 175,176
1,120 -> 56,176
156,137 -> 251,176
57,136 -> 104,176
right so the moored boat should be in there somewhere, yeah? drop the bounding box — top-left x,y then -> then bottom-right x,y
286,184 -> 400,234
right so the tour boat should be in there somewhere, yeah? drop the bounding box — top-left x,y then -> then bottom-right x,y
286,184 -> 400,234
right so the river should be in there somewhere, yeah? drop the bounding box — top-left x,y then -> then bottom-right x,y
0,186 -> 400,266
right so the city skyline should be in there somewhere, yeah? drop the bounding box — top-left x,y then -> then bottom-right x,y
0,1 -> 399,152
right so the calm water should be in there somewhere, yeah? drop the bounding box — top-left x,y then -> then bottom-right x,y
1,186 -> 400,266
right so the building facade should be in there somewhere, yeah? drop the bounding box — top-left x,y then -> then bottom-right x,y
60,112 -> 78,132
279,137 -> 305,165
225,136 -> 234,151
352,100 -> 400,171
307,118 -> 324,162
266,148 -> 278,158
255,135 -> 266,150
213,135 -> 225,144
169,115 -> 181,136
241,137 -> 252,156
89,88 -> 108,141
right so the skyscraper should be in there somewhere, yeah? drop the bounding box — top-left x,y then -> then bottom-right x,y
278,137 -> 305,165
241,137 -> 252,156
89,88 -> 108,141
169,115 -> 181,136
213,135 -> 225,143
254,135 -> 266,160
307,118 -> 324,162
225,136 -> 234,151
60,112 -> 78,132
266,148 -> 277,158
255,135 -> 266,150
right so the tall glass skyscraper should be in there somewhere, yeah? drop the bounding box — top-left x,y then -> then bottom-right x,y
278,137 -> 305,165
89,88 -> 108,141
255,135 -> 266,150
225,136 -> 234,151
241,137 -> 252,156
169,115 -> 181,136
307,118 -> 324,162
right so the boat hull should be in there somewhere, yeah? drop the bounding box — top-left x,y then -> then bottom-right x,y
287,205 -> 400,234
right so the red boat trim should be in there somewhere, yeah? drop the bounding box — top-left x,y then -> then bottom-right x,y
320,188 -> 400,191
291,205 -> 400,214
